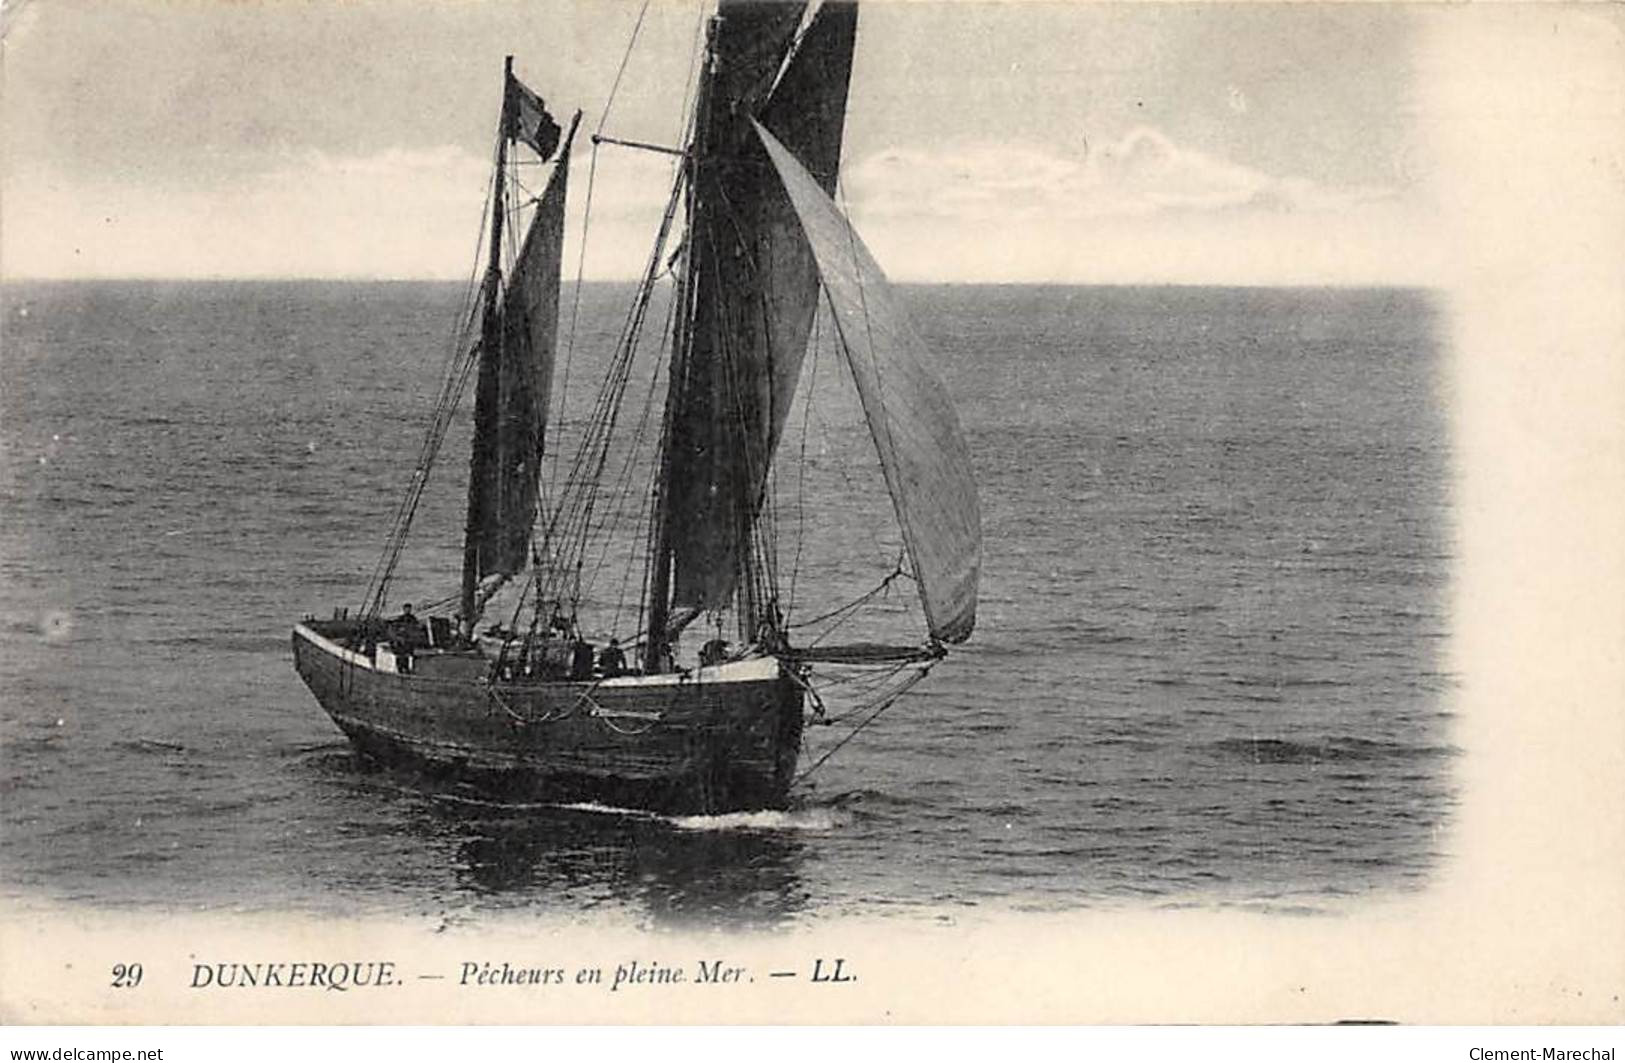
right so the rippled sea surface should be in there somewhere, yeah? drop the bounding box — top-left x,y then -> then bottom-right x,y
0,281 -> 1453,927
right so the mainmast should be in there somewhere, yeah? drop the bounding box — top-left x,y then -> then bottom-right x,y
644,20 -> 718,674
461,56 -> 514,638
643,0 -> 858,669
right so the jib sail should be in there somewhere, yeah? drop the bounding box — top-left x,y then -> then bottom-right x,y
756,120 -> 981,643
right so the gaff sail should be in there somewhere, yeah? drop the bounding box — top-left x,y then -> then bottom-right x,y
467,107 -> 576,584
489,146 -> 571,574
755,120 -> 981,644
663,0 -> 857,618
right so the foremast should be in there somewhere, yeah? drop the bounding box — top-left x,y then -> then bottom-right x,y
461,57 -> 516,637
458,58 -> 576,640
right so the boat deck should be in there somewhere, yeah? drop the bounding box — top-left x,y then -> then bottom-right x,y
294,620 -> 785,690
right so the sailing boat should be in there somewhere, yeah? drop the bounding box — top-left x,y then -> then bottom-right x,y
292,0 -> 980,814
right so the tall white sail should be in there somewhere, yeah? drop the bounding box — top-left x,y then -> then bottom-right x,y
755,121 -> 981,643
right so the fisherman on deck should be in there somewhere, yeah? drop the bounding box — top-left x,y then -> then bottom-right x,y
699,637 -> 730,668
756,614 -> 788,655
389,603 -> 430,673
597,638 -> 626,678
571,638 -> 595,681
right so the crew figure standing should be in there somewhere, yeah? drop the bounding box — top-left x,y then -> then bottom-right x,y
598,638 -> 626,677
389,603 -> 429,673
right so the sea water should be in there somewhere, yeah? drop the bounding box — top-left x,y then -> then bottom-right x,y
0,281 -> 1452,927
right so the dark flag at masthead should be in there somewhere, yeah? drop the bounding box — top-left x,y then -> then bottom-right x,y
507,74 -> 562,160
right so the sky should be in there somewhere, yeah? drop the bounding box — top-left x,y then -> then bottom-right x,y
1,0 -> 1441,284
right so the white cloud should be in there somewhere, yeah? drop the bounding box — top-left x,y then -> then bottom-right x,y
854,202 -> 1444,287
832,126 -> 1434,286
845,125 -> 1395,224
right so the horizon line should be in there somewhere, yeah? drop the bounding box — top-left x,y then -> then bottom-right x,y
0,275 -> 1435,292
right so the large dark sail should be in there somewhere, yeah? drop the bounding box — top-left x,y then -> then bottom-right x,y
661,0 -> 858,625
463,68 -> 573,626
482,152 -> 570,575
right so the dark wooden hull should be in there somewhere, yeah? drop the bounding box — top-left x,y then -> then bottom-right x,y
292,624 -> 804,814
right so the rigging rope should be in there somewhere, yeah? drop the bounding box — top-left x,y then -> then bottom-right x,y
784,306 -> 822,623
552,142 -> 596,499
360,119 -> 510,617
552,0 -> 659,509
596,0 -> 654,139
527,166 -> 687,633
788,558 -> 910,634
580,273 -> 679,625
793,660 -> 934,785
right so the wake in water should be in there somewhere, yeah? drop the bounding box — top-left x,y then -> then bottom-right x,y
526,799 -> 848,834
298,745 -> 863,834
665,805 -> 844,833
396,792 -> 852,834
